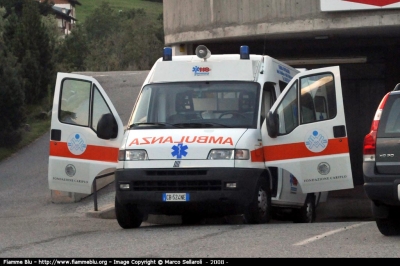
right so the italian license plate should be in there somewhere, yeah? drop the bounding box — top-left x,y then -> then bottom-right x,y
162,193 -> 190,202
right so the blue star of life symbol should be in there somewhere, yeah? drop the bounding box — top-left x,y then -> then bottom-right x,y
171,143 -> 188,159
192,66 -> 200,75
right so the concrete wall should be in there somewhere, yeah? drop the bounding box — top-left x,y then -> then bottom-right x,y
164,0 -> 400,45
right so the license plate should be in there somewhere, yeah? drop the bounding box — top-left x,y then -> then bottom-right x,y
162,193 -> 190,202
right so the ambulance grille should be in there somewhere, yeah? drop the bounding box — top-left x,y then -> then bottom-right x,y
132,180 -> 222,191
146,170 -> 207,176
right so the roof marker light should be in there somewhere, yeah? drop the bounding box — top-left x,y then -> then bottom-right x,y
163,47 -> 172,61
240,45 -> 250,60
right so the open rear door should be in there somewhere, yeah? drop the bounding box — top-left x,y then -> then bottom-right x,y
262,66 -> 353,193
48,73 -> 124,194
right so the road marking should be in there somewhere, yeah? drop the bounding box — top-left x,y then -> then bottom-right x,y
293,222 -> 373,246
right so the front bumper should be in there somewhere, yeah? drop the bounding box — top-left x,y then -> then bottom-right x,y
115,167 -> 263,216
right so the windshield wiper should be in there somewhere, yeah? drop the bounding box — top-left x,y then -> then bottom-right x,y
129,122 -> 177,128
203,122 -> 231,128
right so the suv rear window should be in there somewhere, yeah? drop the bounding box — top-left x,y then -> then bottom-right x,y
377,92 -> 400,138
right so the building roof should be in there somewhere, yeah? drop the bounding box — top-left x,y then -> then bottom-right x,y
51,5 -> 77,21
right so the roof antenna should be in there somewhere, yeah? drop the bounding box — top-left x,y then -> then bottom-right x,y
259,33 -> 267,74
262,33 -> 267,56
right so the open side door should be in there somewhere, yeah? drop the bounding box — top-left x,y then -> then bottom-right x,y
262,66 -> 353,193
48,73 -> 124,194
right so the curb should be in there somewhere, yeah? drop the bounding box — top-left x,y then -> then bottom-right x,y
86,204 -> 115,219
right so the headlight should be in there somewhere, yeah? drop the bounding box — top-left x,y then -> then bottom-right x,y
207,149 -> 249,160
119,149 -> 148,161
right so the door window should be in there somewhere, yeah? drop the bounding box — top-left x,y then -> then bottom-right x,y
59,79 -> 113,133
276,81 -> 298,134
300,73 -> 337,123
261,83 -> 277,125
59,79 -> 90,126
276,72 -> 337,135
92,85 -> 113,132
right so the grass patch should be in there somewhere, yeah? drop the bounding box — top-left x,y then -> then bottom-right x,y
75,0 -> 163,24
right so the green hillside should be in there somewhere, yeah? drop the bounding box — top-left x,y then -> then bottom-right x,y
75,0 -> 163,24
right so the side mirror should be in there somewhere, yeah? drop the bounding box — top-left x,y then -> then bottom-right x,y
266,111 -> 279,138
97,113 -> 118,139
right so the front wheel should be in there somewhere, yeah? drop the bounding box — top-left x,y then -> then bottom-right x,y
243,177 -> 272,224
293,193 -> 316,223
115,196 -> 143,229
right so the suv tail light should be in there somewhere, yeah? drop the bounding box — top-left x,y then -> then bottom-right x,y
363,92 -> 390,161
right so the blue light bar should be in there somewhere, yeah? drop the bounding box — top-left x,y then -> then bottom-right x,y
240,45 -> 250,60
163,47 -> 172,61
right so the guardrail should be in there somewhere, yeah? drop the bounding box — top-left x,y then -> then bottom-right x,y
92,171 -> 115,211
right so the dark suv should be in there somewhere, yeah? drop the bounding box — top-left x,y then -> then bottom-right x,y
363,84 -> 400,236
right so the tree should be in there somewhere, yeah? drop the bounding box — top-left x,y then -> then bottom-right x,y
80,1 -> 164,71
83,1 -> 125,71
0,7 -> 26,147
117,9 -> 164,70
54,24 -> 89,72
4,0 -> 55,104
0,0 -> 56,147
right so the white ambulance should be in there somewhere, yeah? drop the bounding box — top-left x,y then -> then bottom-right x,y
48,45 -> 354,228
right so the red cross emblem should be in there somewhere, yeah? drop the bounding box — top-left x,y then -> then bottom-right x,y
344,0 -> 400,6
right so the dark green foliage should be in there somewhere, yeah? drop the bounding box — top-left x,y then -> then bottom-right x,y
54,24 -> 89,72
0,0 -> 52,17
0,0 -> 24,17
0,6 -> 25,147
0,0 -> 56,147
5,0 -> 55,104
0,0 -> 164,148
0,48 -> 26,147
55,1 -> 164,71
66,1 -> 164,71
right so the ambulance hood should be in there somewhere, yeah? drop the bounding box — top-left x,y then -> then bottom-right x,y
123,128 -> 247,160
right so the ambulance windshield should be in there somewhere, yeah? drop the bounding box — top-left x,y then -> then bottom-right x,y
130,81 -> 260,129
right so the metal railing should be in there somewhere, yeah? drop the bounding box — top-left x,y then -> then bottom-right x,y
92,171 -> 115,211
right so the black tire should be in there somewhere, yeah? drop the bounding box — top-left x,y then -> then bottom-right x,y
293,193 -> 316,223
243,177 -> 271,224
376,218 -> 400,236
373,204 -> 400,236
115,196 -> 143,229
